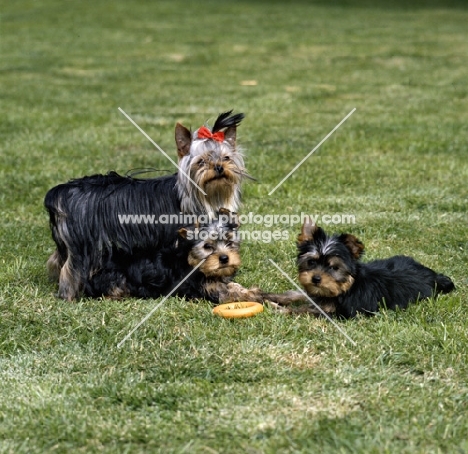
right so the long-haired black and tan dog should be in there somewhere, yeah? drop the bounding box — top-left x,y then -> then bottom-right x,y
45,111 -> 249,300
288,219 -> 455,318
84,209 -> 267,304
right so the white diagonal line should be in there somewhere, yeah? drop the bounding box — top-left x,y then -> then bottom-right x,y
117,259 -> 206,348
268,258 -> 357,346
118,107 -> 207,195
268,108 -> 356,195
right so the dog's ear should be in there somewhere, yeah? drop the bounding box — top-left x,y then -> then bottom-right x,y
224,126 -> 237,148
178,226 -> 198,241
175,123 -> 192,159
228,211 -> 240,229
178,227 -> 189,239
339,234 -> 365,259
218,208 -> 240,229
297,217 -> 319,243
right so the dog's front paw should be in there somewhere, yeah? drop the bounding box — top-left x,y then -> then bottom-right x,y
265,300 -> 293,314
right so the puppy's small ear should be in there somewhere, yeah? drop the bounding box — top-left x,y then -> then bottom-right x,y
175,123 -> 192,159
229,211 -> 240,229
298,217 -> 319,243
178,227 -> 189,239
218,208 -> 240,229
339,234 -> 365,259
224,126 -> 236,148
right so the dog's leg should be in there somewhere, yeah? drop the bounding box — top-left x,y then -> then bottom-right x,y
215,282 -> 264,303
218,285 -> 314,305
262,290 -> 308,306
264,291 -> 337,316
58,257 -> 81,301
46,249 -> 64,282
266,301 -> 319,315
266,301 -> 335,317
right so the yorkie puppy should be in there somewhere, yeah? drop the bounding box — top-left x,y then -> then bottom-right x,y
44,111 -> 249,301
85,209 -> 265,304
278,219 -> 455,318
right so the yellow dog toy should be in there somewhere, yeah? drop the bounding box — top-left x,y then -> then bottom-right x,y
212,302 -> 263,319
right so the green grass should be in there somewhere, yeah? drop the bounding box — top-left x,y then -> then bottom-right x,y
1,0 -> 468,452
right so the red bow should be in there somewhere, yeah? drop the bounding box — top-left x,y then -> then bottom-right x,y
197,126 -> 225,142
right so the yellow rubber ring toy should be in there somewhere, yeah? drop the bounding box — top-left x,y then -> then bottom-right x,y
213,301 -> 264,319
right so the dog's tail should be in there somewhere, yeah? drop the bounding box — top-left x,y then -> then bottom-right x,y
435,273 -> 455,294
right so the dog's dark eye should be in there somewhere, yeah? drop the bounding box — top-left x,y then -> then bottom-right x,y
330,265 -> 340,271
198,159 -> 205,167
225,241 -> 233,248
223,156 -> 230,161
307,259 -> 316,267
203,243 -> 213,251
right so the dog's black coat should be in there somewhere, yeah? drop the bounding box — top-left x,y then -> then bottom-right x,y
332,255 -> 455,318
84,243 -> 218,303
45,171 -> 180,260
297,222 -> 455,319
44,110 -> 247,301
83,211 -> 245,303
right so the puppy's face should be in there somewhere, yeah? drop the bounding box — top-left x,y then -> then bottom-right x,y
179,213 -> 241,278
297,219 -> 364,298
297,251 -> 355,298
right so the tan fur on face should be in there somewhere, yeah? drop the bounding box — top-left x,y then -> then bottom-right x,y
299,271 -> 354,297
199,172 -> 239,210
188,250 -> 241,278
177,143 -> 245,214
191,157 -> 242,188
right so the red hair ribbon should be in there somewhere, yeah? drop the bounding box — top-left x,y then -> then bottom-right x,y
197,126 -> 225,142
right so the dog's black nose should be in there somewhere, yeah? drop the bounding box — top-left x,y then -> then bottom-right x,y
312,275 -> 321,284
219,254 -> 229,264
214,165 -> 224,175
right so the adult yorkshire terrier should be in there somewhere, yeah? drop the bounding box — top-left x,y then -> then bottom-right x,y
290,218 -> 455,318
44,111 -> 249,301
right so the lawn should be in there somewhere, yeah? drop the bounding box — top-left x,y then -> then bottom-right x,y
1,0 -> 467,452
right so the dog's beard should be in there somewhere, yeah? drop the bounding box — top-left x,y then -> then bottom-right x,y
203,176 -> 239,210
177,163 -> 242,215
